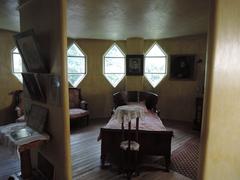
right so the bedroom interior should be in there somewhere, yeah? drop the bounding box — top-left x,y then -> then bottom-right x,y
0,0 -> 240,180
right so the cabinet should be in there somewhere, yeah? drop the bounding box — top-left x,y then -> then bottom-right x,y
193,97 -> 203,130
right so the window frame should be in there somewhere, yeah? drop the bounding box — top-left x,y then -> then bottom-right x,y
144,42 -> 168,88
103,43 -> 126,87
67,43 -> 87,87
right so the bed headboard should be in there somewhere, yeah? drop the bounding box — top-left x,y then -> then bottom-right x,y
113,91 -> 158,111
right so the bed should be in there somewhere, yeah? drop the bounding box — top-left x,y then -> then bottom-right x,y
99,91 -> 173,171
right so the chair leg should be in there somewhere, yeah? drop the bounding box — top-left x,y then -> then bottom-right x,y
120,150 -> 139,179
86,115 -> 89,126
127,172 -> 132,180
118,150 -> 124,174
134,152 -> 140,176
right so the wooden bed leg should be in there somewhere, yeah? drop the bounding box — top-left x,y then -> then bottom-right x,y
100,154 -> 106,168
165,155 -> 170,172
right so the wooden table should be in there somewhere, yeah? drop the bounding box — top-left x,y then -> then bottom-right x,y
18,140 -> 47,179
0,123 -> 49,179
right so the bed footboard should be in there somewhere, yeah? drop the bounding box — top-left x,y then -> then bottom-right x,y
100,128 -> 173,171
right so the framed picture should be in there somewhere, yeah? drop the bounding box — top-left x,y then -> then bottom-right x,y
14,29 -> 48,73
170,55 -> 195,80
126,55 -> 144,76
27,104 -> 48,133
22,72 -> 46,102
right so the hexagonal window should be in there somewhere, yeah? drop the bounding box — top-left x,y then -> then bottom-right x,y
11,47 -> 23,83
144,43 -> 167,88
67,43 -> 87,87
103,44 -> 125,87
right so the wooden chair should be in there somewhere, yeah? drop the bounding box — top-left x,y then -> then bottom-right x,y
69,88 -> 89,126
9,90 -> 25,122
120,117 -> 140,179
10,88 -> 90,125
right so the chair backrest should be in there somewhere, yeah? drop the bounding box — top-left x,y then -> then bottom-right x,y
121,117 -> 139,148
69,88 -> 82,108
9,90 -> 24,118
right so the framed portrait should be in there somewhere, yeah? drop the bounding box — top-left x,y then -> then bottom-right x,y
126,55 -> 144,76
22,72 -> 46,102
170,55 -> 195,80
14,29 -> 48,73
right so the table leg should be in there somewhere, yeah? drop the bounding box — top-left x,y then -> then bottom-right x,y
20,149 -> 32,179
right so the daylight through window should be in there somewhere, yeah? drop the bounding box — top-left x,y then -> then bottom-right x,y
67,43 -> 86,87
103,44 -> 125,87
144,43 -> 167,87
12,48 -> 23,83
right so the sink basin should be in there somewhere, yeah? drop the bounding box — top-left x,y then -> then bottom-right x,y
10,128 -> 33,140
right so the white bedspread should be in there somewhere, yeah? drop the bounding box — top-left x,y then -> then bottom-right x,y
104,104 -> 166,131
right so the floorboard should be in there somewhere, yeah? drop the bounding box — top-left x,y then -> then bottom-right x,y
0,119 -> 199,180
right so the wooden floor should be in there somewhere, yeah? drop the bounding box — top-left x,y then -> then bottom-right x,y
71,119 -> 199,180
0,119 -> 200,180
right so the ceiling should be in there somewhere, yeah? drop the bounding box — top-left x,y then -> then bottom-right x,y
0,0 -> 209,40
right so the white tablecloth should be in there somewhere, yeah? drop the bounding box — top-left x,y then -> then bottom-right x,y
113,105 -> 145,123
0,122 -> 49,154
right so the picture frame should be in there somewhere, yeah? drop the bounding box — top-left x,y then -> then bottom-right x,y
14,29 -> 48,73
27,104 -> 48,133
22,72 -> 46,102
170,55 -> 195,80
126,55 -> 144,76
